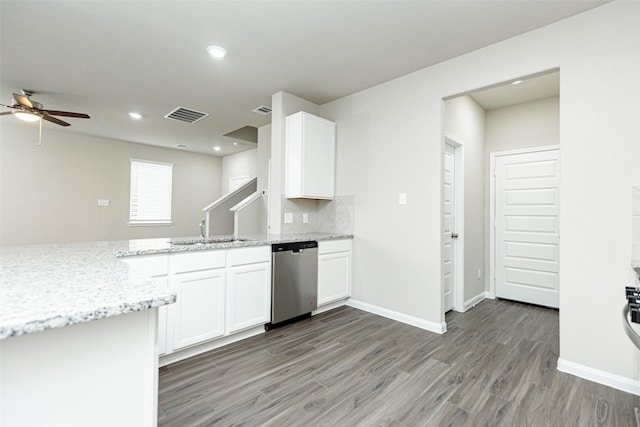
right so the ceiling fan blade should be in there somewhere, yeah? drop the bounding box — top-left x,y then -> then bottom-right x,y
41,110 -> 90,119
13,93 -> 33,109
42,114 -> 71,127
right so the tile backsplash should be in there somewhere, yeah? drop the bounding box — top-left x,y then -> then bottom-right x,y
281,195 -> 354,235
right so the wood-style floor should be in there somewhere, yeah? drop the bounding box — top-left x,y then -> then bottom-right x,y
158,299 -> 640,426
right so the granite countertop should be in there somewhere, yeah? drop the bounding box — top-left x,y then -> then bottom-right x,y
0,233 -> 352,340
114,232 -> 353,257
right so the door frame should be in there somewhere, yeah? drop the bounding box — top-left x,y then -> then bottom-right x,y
489,145 -> 560,299
443,133 -> 465,313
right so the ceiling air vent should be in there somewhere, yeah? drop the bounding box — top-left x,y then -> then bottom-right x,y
252,105 -> 272,115
164,107 -> 209,124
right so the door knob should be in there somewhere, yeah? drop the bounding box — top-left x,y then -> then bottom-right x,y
451,233 -> 459,239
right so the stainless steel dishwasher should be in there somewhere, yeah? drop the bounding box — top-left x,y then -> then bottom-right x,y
267,241 -> 318,329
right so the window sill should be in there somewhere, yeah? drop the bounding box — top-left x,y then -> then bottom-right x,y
127,221 -> 173,227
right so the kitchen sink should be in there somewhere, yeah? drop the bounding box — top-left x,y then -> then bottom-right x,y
171,238 -> 249,245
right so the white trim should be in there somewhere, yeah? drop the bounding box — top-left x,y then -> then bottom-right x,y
129,158 -> 173,167
159,325 -> 264,367
484,290 -> 495,300
230,190 -> 262,212
464,292 -> 486,311
127,221 -> 173,227
312,299 -> 348,315
557,358 -> 640,396
202,177 -> 258,211
347,299 -> 446,334
489,145 -> 560,299
444,133 -> 465,314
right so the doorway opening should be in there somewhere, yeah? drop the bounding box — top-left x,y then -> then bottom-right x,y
441,69 -> 560,321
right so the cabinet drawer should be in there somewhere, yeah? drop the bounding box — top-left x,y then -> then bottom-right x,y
318,239 -> 351,255
228,246 -> 271,266
173,250 -> 226,273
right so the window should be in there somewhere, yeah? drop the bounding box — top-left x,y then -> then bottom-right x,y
129,159 -> 173,226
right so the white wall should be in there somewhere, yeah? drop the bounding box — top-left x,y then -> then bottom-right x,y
485,96 -> 560,153
269,91 -> 320,234
320,1 -> 640,385
444,96 -> 486,305
220,148 -> 257,194
0,124 -> 222,245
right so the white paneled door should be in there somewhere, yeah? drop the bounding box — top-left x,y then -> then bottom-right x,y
443,143 -> 456,312
494,148 -> 560,308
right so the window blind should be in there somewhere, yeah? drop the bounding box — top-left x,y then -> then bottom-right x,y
129,159 -> 173,225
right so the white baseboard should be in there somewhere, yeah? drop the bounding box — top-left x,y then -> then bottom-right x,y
312,299 -> 348,315
347,299 -> 446,334
464,292 -> 486,311
159,326 -> 265,367
485,290 -> 495,300
557,358 -> 640,396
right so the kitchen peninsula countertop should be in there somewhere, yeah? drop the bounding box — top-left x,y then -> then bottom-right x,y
0,233 -> 352,340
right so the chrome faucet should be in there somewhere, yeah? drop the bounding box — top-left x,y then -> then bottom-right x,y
200,220 -> 206,239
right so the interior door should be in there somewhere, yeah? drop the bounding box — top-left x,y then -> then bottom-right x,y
494,148 -> 560,308
443,143 -> 456,312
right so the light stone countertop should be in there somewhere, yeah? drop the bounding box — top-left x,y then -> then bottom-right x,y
0,233 -> 352,340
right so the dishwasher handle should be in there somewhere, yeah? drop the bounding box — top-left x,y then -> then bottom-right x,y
272,241 -> 318,252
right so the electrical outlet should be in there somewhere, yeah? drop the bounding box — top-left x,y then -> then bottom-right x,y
98,199 -> 110,207
399,192 -> 407,205
284,212 -> 293,223
302,213 -> 309,223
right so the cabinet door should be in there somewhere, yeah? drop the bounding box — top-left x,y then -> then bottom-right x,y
286,112 -> 336,199
301,113 -> 335,198
227,262 -> 271,333
318,251 -> 351,306
172,269 -> 225,350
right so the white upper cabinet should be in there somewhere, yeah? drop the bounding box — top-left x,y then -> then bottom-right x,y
285,111 -> 336,199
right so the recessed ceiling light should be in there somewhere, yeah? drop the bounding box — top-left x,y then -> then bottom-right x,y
233,142 -> 239,147
129,112 -> 142,119
213,146 -> 222,151
175,144 -> 189,149
206,45 -> 227,59
512,80 -> 524,85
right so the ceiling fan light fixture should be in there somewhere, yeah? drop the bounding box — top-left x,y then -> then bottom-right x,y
14,111 -> 41,122
207,45 -> 227,59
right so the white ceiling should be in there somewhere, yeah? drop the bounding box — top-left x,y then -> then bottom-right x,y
0,1 -> 604,156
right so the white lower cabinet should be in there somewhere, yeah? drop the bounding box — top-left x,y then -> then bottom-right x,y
227,247 -> 271,333
172,268 -> 226,350
126,246 -> 272,360
318,240 -> 352,306
121,241 -> 351,363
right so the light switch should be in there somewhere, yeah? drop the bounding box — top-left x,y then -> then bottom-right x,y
398,193 -> 407,205
98,199 -> 110,207
302,213 -> 309,224
284,212 -> 293,223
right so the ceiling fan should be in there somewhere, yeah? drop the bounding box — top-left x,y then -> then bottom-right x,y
0,90 -> 90,126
